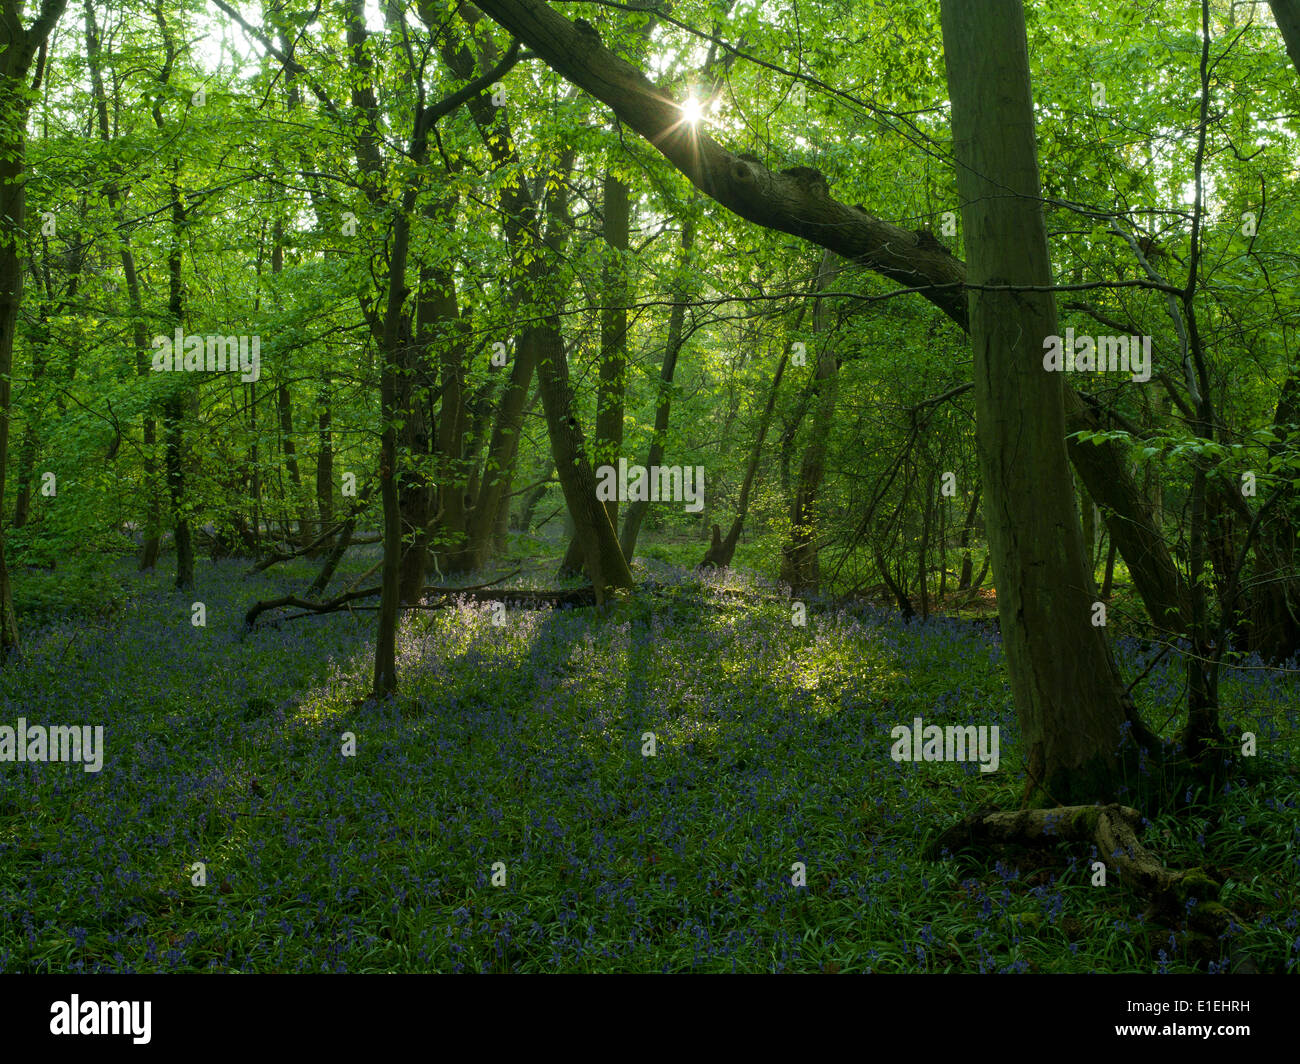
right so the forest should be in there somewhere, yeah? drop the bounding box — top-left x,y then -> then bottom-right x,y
0,0 -> 1296,977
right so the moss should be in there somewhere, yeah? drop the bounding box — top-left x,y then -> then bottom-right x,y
1069,806 -> 1104,835
1176,868 -> 1221,902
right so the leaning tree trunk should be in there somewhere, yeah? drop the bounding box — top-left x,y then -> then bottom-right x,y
941,0 -> 1132,804
701,344 -> 786,570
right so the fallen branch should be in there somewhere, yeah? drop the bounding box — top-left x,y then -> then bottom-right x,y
244,585 -> 381,630
243,570 -> 589,629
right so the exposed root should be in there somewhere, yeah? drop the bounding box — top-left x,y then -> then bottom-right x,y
926,803 -> 1238,937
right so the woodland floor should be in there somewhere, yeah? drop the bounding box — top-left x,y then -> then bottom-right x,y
1,541 -> 1297,973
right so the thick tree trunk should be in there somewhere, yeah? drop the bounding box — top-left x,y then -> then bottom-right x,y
1063,389 -> 1187,630
0,0 -> 69,656
1269,0 -> 1300,74
941,0 -> 1130,804
529,318 -> 634,599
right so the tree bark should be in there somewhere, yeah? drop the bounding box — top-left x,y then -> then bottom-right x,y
594,167 -> 630,531
1269,0 -> 1300,75
941,0 -> 1130,803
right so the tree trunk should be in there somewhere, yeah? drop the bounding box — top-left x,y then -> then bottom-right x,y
917,472 -> 933,620
941,0 -> 1130,804
0,0 -> 69,655
1269,0 -> 1300,75
957,486 -> 981,590
163,169 -> 193,591
621,216 -> 696,560
779,249 -> 840,595
316,376 -> 334,535
594,167 -> 630,531
698,344 -> 786,570
308,483 -> 374,598
0,91 -> 25,654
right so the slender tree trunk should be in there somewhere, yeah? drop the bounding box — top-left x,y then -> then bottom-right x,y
918,472 -> 933,620
0,88 -> 27,654
957,486 -> 981,590
163,179 -> 193,591
518,465 -> 554,531
621,216 -> 695,560
700,345 -> 785,569
309,483 -> 374,598
780,249 -> 840,594
10,309 -> 48,529
594,167 -> 630,531
316,376 -> 334,534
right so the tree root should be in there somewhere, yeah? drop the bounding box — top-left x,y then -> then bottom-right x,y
926,803 -> 1239,937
